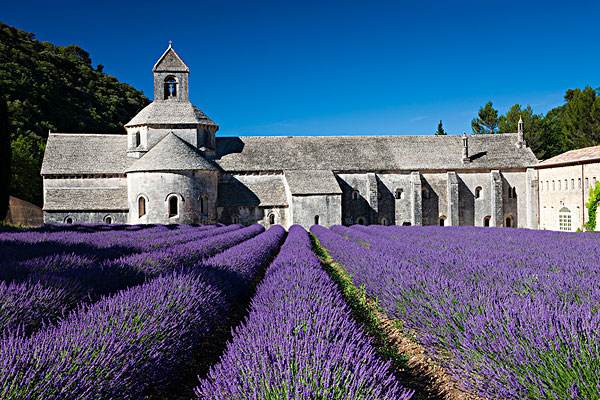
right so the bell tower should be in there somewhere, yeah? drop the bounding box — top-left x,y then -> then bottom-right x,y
153,41 -> 189,102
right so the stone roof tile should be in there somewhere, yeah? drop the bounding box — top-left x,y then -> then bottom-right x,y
537,145 -> 600,167
126,133 -> 218,173
214,134 -> 538,171
218,175 -> 288,207
125,101 -> 217,127
41,134 -> 133,175
44,187 -> 128,211
284,170 -> 342,195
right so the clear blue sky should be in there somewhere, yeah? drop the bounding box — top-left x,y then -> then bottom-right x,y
3,0 -> 599,136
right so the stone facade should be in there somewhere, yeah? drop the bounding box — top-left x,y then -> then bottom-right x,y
41,44 -> 542,229
535,146 -> 600,231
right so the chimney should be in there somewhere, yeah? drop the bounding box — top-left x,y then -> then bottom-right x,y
516,116 -> 526,148
462,133 -> 470,163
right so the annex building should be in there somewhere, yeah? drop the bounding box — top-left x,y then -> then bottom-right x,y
41,45 -> 542,229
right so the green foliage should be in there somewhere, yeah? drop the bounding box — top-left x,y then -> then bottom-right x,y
0,95 -> 9,220
585,182 -> 600,231
435,120 -> 446,135
478,86 -> 600,160
471,101 -> 499,134
0,22 -> 149,205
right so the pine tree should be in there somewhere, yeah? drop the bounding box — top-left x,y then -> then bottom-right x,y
471,102 -> 499,134
435,120 -> 447,135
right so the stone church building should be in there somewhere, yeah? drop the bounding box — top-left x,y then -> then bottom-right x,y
41,45 -> 540,229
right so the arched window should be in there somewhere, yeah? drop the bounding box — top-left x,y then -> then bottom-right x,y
402,221 -> 412,226
511,187 -> 517,198
200,194 -> 208,215
134,131 -> 141,148
475,186 -> 483,199
559,207 -> 572,231
483,216 -> 491,227
553,180 -> 556,191
164,76 -> 178,99
505,215 -> 513,228
231,215 -> 240,224
395,188 -> 404,200
168,196 -> 178,218
439,216 -> 446,226
104,215 -> 113,224
356,217 -> 366,225
314,215 -> 320,225
508,186 -> 513,199
422,188 -> 430,200
268,213 -> 275,225
571,179 -> 575,190
578,178 -> 582,189
380,217 -> 389,226
351,190 -> 359,200
64,216 -> 74,224
138,196 -> 146,218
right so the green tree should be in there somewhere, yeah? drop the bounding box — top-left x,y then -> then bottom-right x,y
0,22 -> 149,205
435,120 -> 446,135
560,86 -> 600,150
0,95 -> 10,220
498,104 -> 550,158
585,182 -> 600,231
471,101 -> 499,134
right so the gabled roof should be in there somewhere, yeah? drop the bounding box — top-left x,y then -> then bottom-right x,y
217,175 -> 288,207
536,145 -> 600,168
214,134 -> 538,172
125,101 -> 217,127
153,45 -> 189,72
126,132 -> 218,173
44,187 -> 128,211
41,134 -> 133,175
284,170 -> 342,195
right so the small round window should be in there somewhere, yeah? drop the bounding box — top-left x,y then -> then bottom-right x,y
104,215 -> 113,224
64,216 -> 74,224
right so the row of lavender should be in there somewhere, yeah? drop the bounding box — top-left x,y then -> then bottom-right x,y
1,225 -> 286,399
197,225 -> 413,399
0,224 -> 257,335
312,225 -> 600,399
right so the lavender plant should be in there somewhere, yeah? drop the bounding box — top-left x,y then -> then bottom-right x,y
197,225 -> 413,400
312,225 -> 600,399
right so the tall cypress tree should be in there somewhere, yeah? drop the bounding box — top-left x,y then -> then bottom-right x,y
0,95 -> 10,220
435,120 -> 447,135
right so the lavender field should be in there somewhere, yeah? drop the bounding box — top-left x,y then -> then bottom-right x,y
312,225 -> 600,399
1,223 -> 598,399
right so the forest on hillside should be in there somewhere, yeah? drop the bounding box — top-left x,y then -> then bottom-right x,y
0,22 -> 149,206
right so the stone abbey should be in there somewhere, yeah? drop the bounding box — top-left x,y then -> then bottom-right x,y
42,44 -> 544,229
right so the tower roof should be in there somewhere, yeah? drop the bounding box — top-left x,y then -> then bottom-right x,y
126,132 -> 218,173
125,101 -> 217,127
153,43 -> 189,72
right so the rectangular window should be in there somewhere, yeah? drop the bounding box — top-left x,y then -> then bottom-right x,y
559,213 -> 572,231
578,178 -> 582,189
571,179 -> 575,190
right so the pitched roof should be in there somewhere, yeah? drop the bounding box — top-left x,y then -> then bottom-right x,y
41,134 -> 133,175
214,134 -> 538,172
126,133 -> 218,173
125,101 -> 217,127
153,45 -> 189,72
44,187 -> 128,211
218,175 -> 288,207
536,145 -> 600,168
284,170 -> 342,195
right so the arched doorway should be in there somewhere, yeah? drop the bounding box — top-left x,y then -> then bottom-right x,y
483,216 -> 491,227
505,215 -> 513,228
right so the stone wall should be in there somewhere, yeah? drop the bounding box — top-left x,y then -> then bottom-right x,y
44,211 -> 128,224
291,194 -> 342,229
537,162 -> 600,231
217,206 -> 290,228
127,170 -> 218,224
